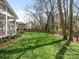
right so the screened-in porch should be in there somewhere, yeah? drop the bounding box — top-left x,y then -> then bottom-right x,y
0,13 -> 16,36
0,0 -> 18,37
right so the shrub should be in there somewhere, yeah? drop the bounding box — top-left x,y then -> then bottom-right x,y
15,29 -> 25,38
0,35 -> 16,44
10,35 -> 16,39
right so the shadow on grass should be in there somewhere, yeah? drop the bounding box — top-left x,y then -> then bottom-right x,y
0,39 -> 65,59
55,40 -> 71,59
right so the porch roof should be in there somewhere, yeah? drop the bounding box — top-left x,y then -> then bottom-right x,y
3,0 -> 18,19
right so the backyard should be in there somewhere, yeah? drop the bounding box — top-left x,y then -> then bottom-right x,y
0,0 -> 79,59
0,32 -> 79,59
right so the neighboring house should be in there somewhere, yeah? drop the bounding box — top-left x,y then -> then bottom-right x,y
16,22 -> 26,30
26,22 -> 32,30
0,0 -> 18,36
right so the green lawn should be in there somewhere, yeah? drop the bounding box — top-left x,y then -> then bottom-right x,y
0,32 -> 79,59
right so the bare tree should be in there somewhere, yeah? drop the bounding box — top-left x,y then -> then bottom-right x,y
57,0 -> 67,39
45,0 -> 55,34
69,0 -> 74,40
25,0 -> 47,31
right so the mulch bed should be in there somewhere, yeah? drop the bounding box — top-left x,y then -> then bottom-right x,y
0,39 -> 15,48
0,37 -> 21,48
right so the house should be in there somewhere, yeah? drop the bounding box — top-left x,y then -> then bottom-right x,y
0,0 -> 18,37
16,22 -> 26,30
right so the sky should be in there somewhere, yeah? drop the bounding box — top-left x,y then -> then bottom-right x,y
8,0 -> 34,23
7,0 -> 79,23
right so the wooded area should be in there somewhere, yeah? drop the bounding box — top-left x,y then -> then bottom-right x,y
25,0 -> 79,41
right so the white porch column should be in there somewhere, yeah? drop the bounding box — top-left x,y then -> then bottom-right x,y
5,7 -> 8,36
14,19 -> 16,34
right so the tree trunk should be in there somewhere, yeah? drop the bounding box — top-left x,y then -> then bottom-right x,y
46,0 -> 55,34
47,11 -> 52,33
69,0 -> 74,41
51,0 -> 54,34
57,0 -> 67,39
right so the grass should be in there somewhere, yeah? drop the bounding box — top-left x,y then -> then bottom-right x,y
0,32 -> 79,59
